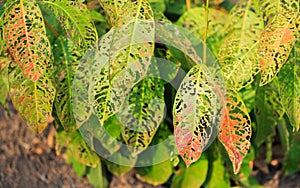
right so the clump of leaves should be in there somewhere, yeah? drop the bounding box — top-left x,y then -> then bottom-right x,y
0,0 -> 299,187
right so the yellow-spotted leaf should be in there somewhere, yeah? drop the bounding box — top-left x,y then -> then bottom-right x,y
218,90 -> 251,174
8,63 -> 55,134
173,64 -> 220,167
52,38 -> 82,131
98,0 -> 127,26
40,0 -> 98,50
258,8 -> 299,86
218,0 -> 264,90
119,73 -> 165,156
176,7 -> 228,56
3,0 -> 51,81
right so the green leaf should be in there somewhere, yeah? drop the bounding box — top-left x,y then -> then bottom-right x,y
0,57 -> 9,105
136,144 -> 173,186
218,89 -> 252,174
277,39 -> 300,131
119,63 -> 165,156
218,0 -> 264,90
56,130 -> 100,167
8,63 -> 55,134
79,114 -> 122,157
171,156 -> 208,188
254,82 -> 283,147
283,132 -> 300,175
52,37 -> 81,131
173,64 -> 220,167
3,0 -> 52,81
87,162 -> 108,188
40,0 -> 98,50
205,156 -> 230,188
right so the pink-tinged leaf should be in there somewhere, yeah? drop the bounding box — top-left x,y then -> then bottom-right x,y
258,11 -> 299,86
218,90 -> 251,174
3,1 -> 52,81
173,64 -> 220,167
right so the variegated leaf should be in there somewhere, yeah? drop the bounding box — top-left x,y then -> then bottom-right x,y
8,63 -> 55,134
3,0 -> 52,81
173,64 -> 220,167
218,0 -> 264,90
278,39 -> 300,131
218,90 -> 251,174
176,7 -> 228,56
98,0 -> 127,26
53,38 -> 81,131
258,8 -> 299,86
118,64 -> 165,156
40,0 -> 98,50
92,0 -> 155,124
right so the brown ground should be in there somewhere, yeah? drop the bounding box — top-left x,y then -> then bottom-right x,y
0,102 -> 300,188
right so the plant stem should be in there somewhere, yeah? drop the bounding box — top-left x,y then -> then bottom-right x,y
186,0 -> 191,10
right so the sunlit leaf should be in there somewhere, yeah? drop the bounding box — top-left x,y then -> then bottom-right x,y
98,0 -> 127,26
177,7 -> 228,56
258,2 -> 299,85
8,63 -> 55,134
173,64 -> 220,167
40,0 -> 98,49
3,0 -> 52,81
218,0 -> 264,90
218,90 -> 251,174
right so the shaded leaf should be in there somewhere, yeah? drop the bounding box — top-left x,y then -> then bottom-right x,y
87,162 -> 109,188
119,63 -> 165,156
218,90 -> 251,174
254,81 -> 283,147
53,38 -> 81,131
0,57 -> 9,105
277,39 -> 300,131
56,130 -> 100,167
173,64 -> 220,167
8,63 -> 55,134
3,0 -> 52,81
136,144 -> 173,186
283,132 -> 300,175
205,156 -> 230,188
218,0 -> 264,90
171,156 -> 208,188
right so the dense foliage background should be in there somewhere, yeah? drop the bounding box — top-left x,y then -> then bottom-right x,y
0,0 -> 299,187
